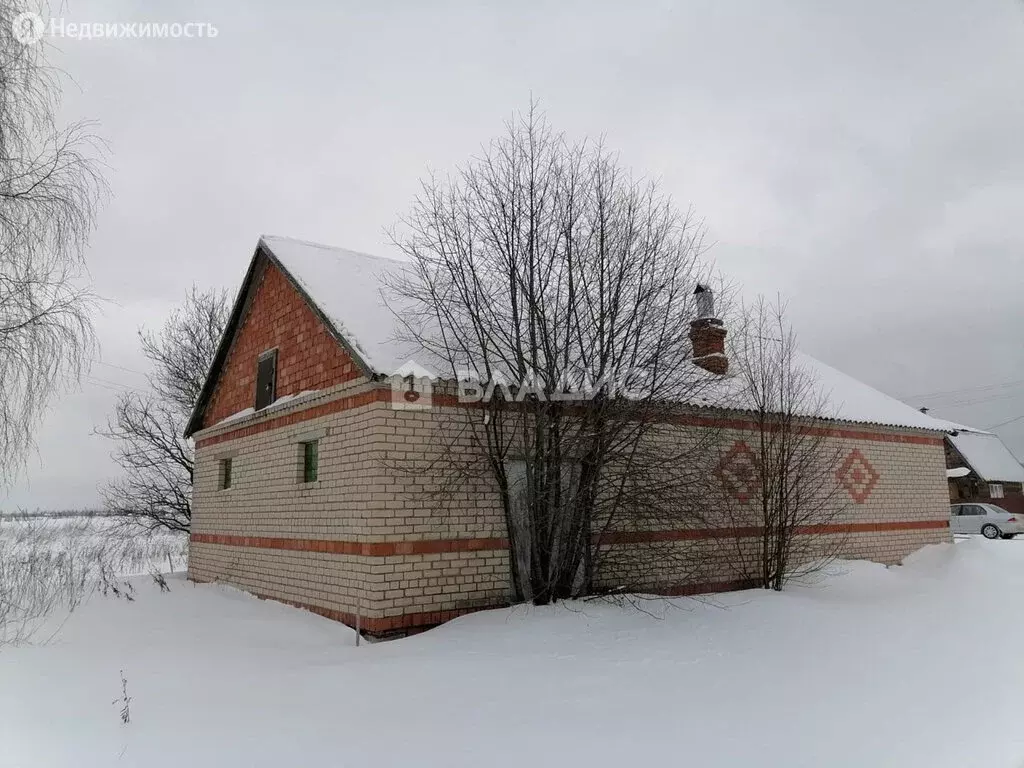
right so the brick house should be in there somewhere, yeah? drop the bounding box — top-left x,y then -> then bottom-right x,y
944,429 -> 1024,504
185,235 -> 952,635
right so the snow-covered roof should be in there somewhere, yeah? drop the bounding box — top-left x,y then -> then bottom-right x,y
947,430 -> 1024,483
261,236 -> 414,374
683,351 -> 952,431
790,354 -> 949,432
255,235 -> 953,433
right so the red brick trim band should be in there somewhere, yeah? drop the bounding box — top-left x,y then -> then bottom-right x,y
427,394 -> 944,446
651,578 -> 762,597
190,532 -> 507,556
186,580 -> 478,634
601,519 -> 949,544
190,576 -> 765,634
195,389 -> 388,448
196,385 -> 944,449
665,415 -> 943,446
191,519 -> 948,557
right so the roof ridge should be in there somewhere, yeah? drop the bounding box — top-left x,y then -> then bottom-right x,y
259,234 -> 408,266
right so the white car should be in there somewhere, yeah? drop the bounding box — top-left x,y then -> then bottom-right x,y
950,503 -> 1024,540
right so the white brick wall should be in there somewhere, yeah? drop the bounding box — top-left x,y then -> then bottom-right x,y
189,388 -> 951,632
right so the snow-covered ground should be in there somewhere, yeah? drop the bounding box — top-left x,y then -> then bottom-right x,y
2,538 -> 1024,767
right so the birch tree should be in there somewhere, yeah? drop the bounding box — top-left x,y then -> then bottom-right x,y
0,0 -> 106,481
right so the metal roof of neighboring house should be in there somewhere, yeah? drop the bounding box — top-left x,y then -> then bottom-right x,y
947,430 -> 1024,483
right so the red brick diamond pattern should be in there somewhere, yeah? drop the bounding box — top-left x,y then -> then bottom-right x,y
716,440 -> 760,503
836,448 -> 880,504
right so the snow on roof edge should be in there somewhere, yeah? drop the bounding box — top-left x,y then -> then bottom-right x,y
257,235 -> 416,376
260,234 -> 408,267
947,430 -> 1024,483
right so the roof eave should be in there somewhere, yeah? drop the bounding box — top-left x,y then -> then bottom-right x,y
184,244 -> 265,438
685,401 -> 947,435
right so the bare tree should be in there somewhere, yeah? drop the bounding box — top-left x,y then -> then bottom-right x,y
0,0 -> 107,481
101,287 -> 229,532
390,105 -> 728,605
716,296 -> 849,590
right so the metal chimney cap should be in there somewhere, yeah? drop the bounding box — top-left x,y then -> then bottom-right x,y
694,283 -> 716,319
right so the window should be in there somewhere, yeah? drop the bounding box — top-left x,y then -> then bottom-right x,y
219,458 -> 232,490
505,459 -> 581,509
255,349 -> 278,410
505,457 -> 583,592
989,483 -> 1004,499
302,440 -> 319,483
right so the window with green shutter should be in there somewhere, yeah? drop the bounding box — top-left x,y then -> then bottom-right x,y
219,458 -> 232,490
302,440 -> 319,483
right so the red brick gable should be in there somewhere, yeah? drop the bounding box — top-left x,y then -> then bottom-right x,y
203,261 -> 362,428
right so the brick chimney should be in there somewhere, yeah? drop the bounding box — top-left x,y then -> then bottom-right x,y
690,284 -> 728,375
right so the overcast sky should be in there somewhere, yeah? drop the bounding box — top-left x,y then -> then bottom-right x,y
6,0 -> 1024,510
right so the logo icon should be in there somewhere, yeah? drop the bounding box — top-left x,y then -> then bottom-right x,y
12,12 -> 44,45
388,360 -> 434,411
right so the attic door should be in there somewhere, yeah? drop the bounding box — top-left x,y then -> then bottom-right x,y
255,349 -> 277,410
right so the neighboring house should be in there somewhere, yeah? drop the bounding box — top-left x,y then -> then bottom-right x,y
944,429 -> 1024,503
185,235 -> 952,635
